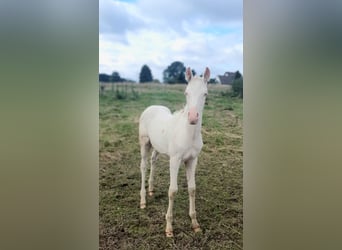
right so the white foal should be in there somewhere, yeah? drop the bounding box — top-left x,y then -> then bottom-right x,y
139,67 -> 210,237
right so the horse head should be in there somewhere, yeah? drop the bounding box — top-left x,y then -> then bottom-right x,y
184,67 -> 210,125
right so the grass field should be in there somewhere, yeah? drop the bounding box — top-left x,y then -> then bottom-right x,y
99,83 -> 243,249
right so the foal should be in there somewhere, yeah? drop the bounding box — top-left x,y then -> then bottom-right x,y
139,67 -> 210,237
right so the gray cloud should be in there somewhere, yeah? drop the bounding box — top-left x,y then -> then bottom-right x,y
191,0 -> 242,22
99,0 -> 145,35
138,0 -> 242,22
100,0 -> 242,35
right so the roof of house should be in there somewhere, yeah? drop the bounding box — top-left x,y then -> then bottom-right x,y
217,72 -> 237,85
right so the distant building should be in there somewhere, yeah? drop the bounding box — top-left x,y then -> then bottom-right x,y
216,72 -> 237,85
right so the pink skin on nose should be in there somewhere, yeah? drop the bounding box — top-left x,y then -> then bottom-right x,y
188,107 -> 199,125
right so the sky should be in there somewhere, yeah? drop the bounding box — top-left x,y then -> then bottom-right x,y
99,0 -> 243,82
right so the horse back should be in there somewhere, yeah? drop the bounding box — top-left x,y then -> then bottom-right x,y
139,105 -> 172,125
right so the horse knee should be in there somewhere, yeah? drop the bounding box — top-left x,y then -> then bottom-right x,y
165,213 -> 173,221
141,158 -> 149,172
189,212 -> 197,219
140,162 -> 147,171
188,187 -> 196,197
168,189 -> 178,199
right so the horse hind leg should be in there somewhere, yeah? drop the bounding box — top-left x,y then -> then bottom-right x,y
139,135 -> 151,209
148,150 -> 158,196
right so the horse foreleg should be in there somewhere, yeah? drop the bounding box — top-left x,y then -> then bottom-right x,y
165,156 -> 181,237
186,157 -> 201,233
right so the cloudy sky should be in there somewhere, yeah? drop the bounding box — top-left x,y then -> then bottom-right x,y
99,0 -> 242,82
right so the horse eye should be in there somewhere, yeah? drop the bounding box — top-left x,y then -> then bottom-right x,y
184,92 -> 188,96
204,93 -> 208,96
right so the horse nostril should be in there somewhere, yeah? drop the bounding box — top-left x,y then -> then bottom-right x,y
196,113 -> 199,118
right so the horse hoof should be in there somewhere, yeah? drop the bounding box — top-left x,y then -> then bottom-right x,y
165,231 -> 174,237
140,203 -> 146,209
148,191 -> 154,197
193,226 -> 201,233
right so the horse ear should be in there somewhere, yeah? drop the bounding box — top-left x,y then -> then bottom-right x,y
185,67 -> 193,82
203,67 -> 210,83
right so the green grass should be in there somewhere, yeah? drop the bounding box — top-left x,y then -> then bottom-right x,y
100,83 -> 243,249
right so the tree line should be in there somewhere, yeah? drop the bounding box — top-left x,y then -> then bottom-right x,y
99,61 -> 243,98
99,61 -> 220,84
99,61 -> 242,98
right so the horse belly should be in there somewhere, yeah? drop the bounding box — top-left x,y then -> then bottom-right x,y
148,126 -> 169,154
143,106 -> 171,154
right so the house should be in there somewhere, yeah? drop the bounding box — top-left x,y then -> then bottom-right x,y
216,72 -> 237,85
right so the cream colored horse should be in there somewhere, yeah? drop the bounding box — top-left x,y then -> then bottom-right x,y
139,67 -> 210,237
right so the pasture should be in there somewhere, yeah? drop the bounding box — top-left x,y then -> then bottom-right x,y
99,83 -> 243,249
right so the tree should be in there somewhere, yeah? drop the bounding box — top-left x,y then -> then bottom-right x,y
99,73 -> 110,82
234,70 -> 242,80
163,61 -> 186,84
232,77 -> 243,98
111,71 -> 122,82
139,65 -> 153,83
208,78 -> 218,84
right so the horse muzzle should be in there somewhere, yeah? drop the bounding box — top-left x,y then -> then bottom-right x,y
188,107 -> 199,125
